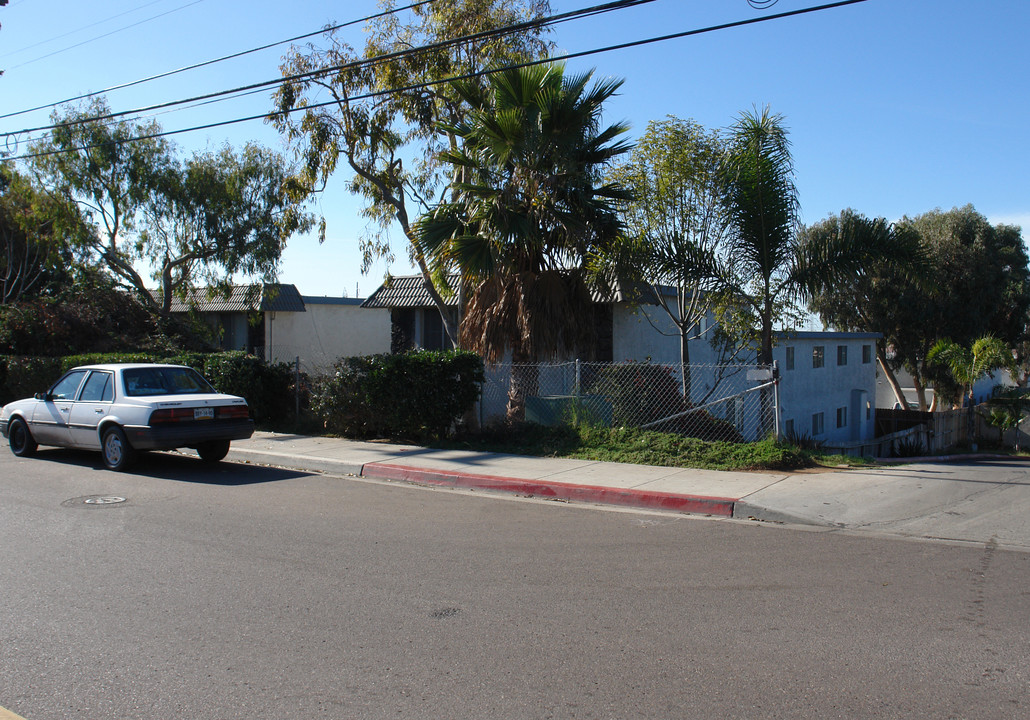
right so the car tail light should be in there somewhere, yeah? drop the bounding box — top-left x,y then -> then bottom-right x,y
217,405 -> 250,420
149,408 -> 195,424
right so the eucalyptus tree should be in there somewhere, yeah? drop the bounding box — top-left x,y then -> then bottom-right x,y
29,99 -> 313,316
604,117 -> 730,399
27,98 -> 169,307
271,0 -> 553,345
140,143 -> 315,316
1,163 -> 88,303
416,63 -> 632,420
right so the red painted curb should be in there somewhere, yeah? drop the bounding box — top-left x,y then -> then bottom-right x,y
362,462 -> 736,516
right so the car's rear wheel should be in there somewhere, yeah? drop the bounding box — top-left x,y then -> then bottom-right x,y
8,417 -> 37,457
101,426 -> 136,472
197,439 -> 230,463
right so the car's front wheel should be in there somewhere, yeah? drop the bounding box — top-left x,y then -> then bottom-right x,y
101,426 -> 136,472
8,417 -> 37,457
197,440 -> 230,463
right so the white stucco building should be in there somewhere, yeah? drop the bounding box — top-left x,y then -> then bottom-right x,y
163,284 -> 391,371
263,296 -> 391,370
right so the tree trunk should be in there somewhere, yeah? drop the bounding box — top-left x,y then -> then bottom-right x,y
876,349 -> 907,409
679,327 -> 692,403
913,373 -> 930,412
758,305 -> 775,435
506,348 -> 538,424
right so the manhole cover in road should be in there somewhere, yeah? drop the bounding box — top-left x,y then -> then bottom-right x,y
62,495 -> 128,508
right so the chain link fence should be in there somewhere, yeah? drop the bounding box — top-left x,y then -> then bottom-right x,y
250,349 -> 778,442
476,361 -> 777,441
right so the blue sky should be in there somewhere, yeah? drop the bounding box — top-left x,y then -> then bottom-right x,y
2,0 -> 1027,298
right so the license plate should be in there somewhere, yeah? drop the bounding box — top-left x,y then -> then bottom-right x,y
194,408 -> 214,420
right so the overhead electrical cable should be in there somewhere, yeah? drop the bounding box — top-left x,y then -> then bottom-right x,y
1,0 -> 168,58
0,0 -> 440,121
6,0 -> 208,71
2,0 -> 656,139
8,0 -> 868,162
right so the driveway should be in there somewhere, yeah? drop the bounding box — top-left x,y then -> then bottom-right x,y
735,459 -> 1030,549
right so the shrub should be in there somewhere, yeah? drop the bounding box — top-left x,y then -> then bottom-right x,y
199,351 -> 296,427
311,350 -> 484,441
892,437 -> 926,458
780,426 -> 825,451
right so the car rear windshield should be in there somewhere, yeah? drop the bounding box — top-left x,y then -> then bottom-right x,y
122,367 -> 217,397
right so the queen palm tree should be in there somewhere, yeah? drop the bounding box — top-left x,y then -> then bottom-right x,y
721,107 -> 899,367
416,63 -> 632,420
927,336 -> 1015,409
928,335 -> 1016,447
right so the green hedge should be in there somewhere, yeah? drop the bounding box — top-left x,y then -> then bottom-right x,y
0,351 -> 295,428
310,351 -> 484,441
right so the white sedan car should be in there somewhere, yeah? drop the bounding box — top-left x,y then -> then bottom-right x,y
1,363 -> 254,471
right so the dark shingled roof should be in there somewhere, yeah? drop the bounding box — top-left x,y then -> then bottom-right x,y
361,275 -> 459,309
161,284 -> 306,313
361,275 -> 676,308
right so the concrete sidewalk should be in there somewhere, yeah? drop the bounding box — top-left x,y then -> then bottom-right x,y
227,432 -> 1030,550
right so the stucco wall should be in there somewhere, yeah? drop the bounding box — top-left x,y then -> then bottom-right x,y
774,333 -> 880,443
611,303 -> 723,366
264,298 -> 391,370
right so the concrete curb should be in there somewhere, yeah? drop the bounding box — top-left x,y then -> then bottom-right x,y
362,462 -> 737,516
227,447 -> 365,477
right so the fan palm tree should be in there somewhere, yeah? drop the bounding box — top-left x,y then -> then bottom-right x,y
416,63 -> 632,420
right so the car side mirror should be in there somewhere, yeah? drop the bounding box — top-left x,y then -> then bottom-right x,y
34,392 -> 49,401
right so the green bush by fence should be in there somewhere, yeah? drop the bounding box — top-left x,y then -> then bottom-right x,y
310,351 -> 484,441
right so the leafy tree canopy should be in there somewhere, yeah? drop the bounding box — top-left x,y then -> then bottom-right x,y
26,97 -> 314,316
272,0 -> 554,343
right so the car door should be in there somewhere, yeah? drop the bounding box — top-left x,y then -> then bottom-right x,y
29,370 -> 88,446
68,370 -> 115,449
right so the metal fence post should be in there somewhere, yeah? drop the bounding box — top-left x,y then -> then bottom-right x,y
772,360 -> 781,441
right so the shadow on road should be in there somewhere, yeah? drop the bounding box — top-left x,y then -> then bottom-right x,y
25,447 -> 314,486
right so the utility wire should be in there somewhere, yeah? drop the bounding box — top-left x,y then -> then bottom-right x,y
8,0 -> 868,162
0,0 -> 439,122
2,0 -> 654,139
1,0 -> 167,58
5,0 -> 208,71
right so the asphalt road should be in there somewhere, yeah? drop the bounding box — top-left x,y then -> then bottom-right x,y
1,448 -> 1029,719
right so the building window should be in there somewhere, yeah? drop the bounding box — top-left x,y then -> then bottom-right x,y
812,412 -> 825,436
862,344 -> 872,364
837,345 -> 847,366
785,346 -> 795,371
813,346 -> 825,369
837,406 -> 848,428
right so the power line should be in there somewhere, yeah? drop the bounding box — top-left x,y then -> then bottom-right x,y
7,0 -> 869,162
1,0 -> 167,59
2,0 -> 654,140
5,0 -> 209,71
0,0 -> 440,122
